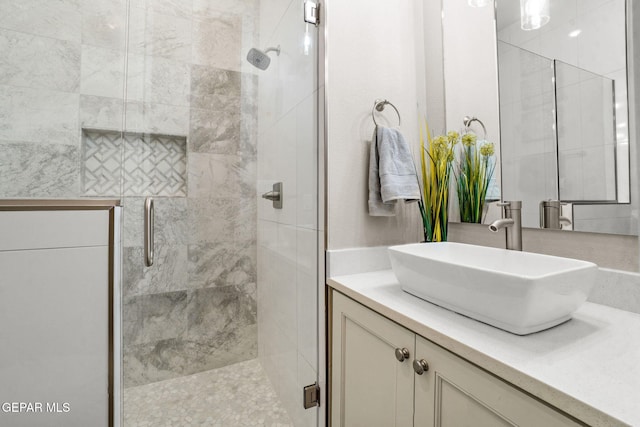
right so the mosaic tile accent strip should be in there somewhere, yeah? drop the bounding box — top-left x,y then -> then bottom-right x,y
82,129 -> 187,197
123,359 -> 292,427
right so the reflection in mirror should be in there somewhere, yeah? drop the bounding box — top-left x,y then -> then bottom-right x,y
496,0 -> 636,235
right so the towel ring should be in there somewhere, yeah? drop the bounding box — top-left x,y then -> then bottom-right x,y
463,115 -> 487,140
372,99 -> 401,127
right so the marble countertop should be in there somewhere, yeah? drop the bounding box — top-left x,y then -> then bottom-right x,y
328,270 -> 640,427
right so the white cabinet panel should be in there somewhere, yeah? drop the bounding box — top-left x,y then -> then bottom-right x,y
331,291 -> 414,427
414,335 -> 581,427
0,210 -> 109,251
0,246 -> 109,427
331,290 -> 584,427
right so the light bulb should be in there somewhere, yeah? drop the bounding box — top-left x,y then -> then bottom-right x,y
520,0 -> 550,30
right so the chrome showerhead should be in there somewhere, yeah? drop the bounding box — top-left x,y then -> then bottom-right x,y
246,45 -> 280,70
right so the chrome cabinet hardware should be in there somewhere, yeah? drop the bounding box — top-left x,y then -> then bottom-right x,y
144,197 -> 154,267
395,347 -> 410,362
261,182 -> 283,209
413,359 -> 429,375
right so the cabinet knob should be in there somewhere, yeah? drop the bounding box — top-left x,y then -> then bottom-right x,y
394,347 -> 410,362
413,359 -> 429,375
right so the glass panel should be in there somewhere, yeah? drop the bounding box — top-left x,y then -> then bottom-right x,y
120,1 -> 319,426
0,0 -> 319,423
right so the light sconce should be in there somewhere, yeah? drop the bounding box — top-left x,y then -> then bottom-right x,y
468,0 -> 491,7
520,0 -> 550,30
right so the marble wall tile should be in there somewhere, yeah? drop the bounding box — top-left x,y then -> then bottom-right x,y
80,45 -> 126,98
81,0 -> 128,51
122,295 -> 144,346
146,0 -> 193,19
122,197 -> 188,247
123,339 -> 183,386
186,286 -> 256,341
143,11 -> 192,62
122,101 -> 142,131
154,197 -> 189,245
0,0 -> 81,42
80,95 -> 124,130
240,73 -> 259,158
122,197 -> 145,247
193,0 -> 257,17
189,108 -> 240,153
192,12 -> 243,72
123,324 -> 257,387
127,6 -> 147,55
190,65 -> 242,111
0,142 -> 80,198
235,199 -> 257,243
123,244 -> 189,297
128,54 -> 191,106
187,198 -> 238,243
187,153 -> 255,199
139,291 -> 189,343
0,30 -> 81,92
141,103 -> 190,136
0,85 -> 79,145
187,240 -> 256,290
148,57 -> 191,106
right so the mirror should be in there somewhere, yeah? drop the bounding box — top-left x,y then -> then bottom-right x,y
495,0 -> 636,235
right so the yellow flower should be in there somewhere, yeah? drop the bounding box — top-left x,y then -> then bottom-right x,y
447,131 -> 459,144
480,142 -> 495,157
461,133 -> 477,147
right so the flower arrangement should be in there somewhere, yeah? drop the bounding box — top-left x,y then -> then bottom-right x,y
417,120 -> 458,242
455,133 -> 496,223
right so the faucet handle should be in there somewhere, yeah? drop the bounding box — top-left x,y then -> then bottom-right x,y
499,200 -> 522,209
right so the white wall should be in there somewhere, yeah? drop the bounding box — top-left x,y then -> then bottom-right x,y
326,0 -> 425,250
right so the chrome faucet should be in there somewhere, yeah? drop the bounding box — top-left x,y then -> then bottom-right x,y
489,201 -> 522,251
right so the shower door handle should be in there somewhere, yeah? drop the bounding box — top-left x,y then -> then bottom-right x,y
144,197 -> 154,267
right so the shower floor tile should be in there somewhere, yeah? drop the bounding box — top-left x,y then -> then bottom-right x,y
123,359 -> 293,427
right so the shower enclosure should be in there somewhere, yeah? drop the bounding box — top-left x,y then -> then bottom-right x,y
0,0 -> 320,425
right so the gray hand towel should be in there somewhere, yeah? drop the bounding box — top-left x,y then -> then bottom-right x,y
368,126 -> 421,216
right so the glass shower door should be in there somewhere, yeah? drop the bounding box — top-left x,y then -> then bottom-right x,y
119,0 -> 320,426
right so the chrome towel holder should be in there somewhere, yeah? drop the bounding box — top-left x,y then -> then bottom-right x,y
463,115 -> 487,140
372,99 -> 401,127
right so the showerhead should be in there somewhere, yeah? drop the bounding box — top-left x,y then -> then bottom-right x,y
246,45 -> 280,70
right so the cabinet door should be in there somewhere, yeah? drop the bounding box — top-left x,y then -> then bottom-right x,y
413,336 -> 582,427
331,292 -> 415,427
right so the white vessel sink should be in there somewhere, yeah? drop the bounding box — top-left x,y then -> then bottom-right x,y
388,242 -> 598,335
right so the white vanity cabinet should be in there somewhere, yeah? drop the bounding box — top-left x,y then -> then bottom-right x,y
331,291 -> 583,427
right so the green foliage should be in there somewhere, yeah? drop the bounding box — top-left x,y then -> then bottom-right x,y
455,139 -> 495,223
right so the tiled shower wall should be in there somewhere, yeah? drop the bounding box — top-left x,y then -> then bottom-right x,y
0,0 -> 261,387
121,0 -> 260,386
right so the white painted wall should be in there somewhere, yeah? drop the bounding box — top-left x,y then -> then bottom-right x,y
326,0 -> 425,250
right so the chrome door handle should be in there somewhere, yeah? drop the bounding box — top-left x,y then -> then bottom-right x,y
261,191 -> 281,201
144,197 -> 154,267
261,182 -> 283,209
